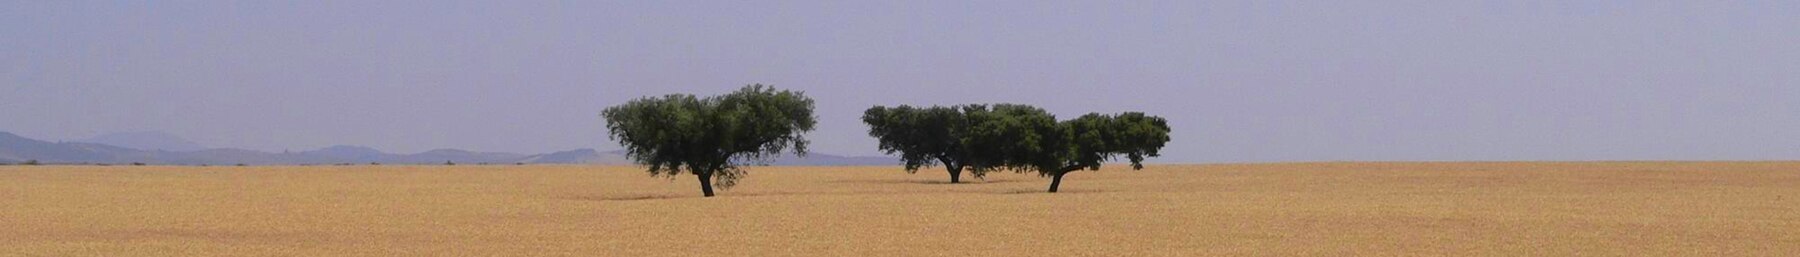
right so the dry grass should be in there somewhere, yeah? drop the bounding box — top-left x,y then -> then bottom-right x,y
3,162 -> 1797,256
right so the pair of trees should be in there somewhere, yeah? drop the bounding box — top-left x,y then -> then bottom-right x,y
601,84 -> 1168,196
865,104 -> 1171,192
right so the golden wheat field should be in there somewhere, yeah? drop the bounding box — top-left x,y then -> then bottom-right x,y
3,162 -> 1798,256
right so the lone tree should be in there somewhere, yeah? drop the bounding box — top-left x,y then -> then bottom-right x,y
961,104 -> 1171,193
861,105 -> 986,183
601,84 -> 816,197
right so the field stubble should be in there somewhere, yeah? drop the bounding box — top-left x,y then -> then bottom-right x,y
3,162 -> 1797,256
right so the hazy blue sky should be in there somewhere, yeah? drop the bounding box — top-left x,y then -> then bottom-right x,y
4,1 -> 1797,162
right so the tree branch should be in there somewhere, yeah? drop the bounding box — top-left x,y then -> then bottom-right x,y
1059,165 -> 1084,174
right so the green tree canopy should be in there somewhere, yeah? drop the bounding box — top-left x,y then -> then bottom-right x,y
862,105 -> 983,183
601,84 -> 816,197
958,105 -> 1171,192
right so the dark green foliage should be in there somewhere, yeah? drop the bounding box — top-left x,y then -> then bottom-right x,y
24,159 -> 40,166
957,105 -> 1172,192
959,104 -> 1065,176
862,105 -> 982,183
866,103 -> 1171,192
1061,112 -> 1172,171
602,84 -> 816,197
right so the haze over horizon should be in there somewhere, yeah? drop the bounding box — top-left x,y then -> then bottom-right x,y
5,1 -> 1797,163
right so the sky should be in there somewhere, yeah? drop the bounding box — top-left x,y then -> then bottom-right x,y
3,1 -> 1797,163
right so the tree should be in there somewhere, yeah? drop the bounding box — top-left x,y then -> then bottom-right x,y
959,104 -> 1063,181
1037,112 -> 1171,192
961,105 -> 1172,193
862,105 -> 985,183
602,84 -> 816,197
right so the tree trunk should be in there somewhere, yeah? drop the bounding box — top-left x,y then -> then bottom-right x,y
947,165 -> 964,184
1047,166 -> 1083,193
939,157 -> 963,184
697,171 -> 716,197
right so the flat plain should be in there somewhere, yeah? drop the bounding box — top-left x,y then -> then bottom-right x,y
3,162 -> 1797,256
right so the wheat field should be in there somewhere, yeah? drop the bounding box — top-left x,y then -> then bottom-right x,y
3,162 -> 1797,256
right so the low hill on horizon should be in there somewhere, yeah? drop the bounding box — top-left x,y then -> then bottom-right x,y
76,131 -> 207,152
0,131 -> 895,166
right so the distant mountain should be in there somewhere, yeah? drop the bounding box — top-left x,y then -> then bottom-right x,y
765,152 -> 899,166
394,149 -> 529,164
587,149 -> 897,166
518,149 -> 631,164
0,131 -> 896,166
77,131 -> 206,152
303,145 -> 387,162
0,132 -> 142,163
